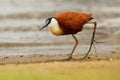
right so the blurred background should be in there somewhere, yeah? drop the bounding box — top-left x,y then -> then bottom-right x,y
0,0 -> 119,56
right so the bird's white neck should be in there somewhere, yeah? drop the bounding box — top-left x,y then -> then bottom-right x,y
48,18 -> 64,36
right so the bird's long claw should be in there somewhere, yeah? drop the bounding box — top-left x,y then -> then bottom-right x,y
93,40 -> 106,43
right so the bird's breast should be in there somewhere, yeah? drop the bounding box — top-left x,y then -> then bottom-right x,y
49,26 -> 64,36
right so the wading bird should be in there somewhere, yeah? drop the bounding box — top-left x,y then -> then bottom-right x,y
39,12 -> 97,60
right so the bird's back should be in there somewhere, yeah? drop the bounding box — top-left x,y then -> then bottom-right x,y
55,12 -> 92,34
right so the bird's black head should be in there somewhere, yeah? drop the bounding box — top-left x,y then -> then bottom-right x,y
39,17 -> 54,30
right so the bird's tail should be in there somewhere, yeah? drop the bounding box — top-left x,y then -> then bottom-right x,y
90,17 -> 94,20
87,13 -> 94,20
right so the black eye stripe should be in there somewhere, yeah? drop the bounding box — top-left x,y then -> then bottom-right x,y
45,19 -> 50,24
45,17 -> 56,23
45,20 -> 50,24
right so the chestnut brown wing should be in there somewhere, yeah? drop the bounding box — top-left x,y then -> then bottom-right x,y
56,12 -> 92,34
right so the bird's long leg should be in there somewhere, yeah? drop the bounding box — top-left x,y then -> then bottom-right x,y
67,34 -> 78,60
80,21 -> 97,59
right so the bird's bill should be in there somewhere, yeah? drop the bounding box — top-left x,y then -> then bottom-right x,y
39,21 -> 49,31
39,26 -> 46,30
39,24 -> 47,31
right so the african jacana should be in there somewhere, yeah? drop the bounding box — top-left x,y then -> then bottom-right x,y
39,12 -> 97,60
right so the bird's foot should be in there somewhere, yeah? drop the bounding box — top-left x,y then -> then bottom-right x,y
66,56 -> 73,60
66,56 -> 77,61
